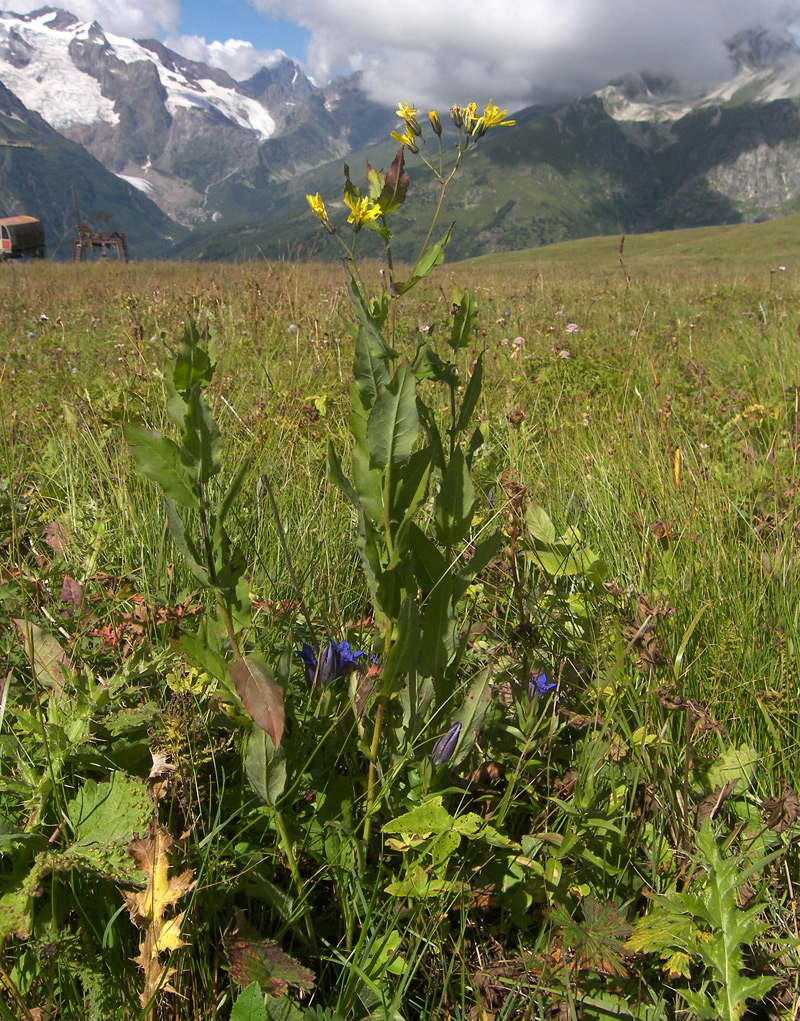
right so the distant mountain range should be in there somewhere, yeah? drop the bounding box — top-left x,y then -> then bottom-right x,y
1,8 -> 800,260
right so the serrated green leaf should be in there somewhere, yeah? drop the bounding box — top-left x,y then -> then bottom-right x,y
383,796 -> 453,837
230,982 -> 268,1021
66,774 -> 150,847
123,423 -> 199,508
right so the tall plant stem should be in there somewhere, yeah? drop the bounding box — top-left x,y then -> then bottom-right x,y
362,620 -> 394,852
273,806 -> 317,948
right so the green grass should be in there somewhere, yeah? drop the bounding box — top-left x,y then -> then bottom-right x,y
0,231 -> 799,1020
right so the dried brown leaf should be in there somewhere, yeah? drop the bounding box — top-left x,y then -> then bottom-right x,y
763,786 -> 800,834
695,780 -> 739,827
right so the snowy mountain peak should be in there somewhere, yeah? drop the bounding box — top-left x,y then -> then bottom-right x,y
0,7 -> 278,138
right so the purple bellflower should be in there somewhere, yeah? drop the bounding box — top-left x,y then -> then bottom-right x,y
297,640 -> 365,688
529,672 -> 557,700
431,721 -> 462,765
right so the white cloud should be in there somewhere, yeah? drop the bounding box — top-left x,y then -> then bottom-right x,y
0,0 -> 180,37
249,0 -> 800,109
163,33 -> 287,79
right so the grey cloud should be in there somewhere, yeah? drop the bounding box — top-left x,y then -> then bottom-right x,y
251,0 -> 800,109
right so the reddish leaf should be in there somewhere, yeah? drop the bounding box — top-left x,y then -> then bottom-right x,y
44,521 -> 69,553
228,656 -> 284,748
224,914 -> 314,995
381,147 -> 410,211
60,575 -> 84,612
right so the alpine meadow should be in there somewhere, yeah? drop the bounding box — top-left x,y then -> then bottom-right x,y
1,98 -> 800,1021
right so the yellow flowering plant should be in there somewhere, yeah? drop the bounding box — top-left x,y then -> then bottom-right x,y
306,98 -> 515,307
303,100 -> 516,852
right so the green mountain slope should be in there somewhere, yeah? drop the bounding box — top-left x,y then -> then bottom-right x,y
168,88 -> 800,263
0,82 -> 185,258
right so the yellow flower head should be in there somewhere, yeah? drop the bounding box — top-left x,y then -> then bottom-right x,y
307,193 -> 329,223
428,110 -> 442,136
396,101 -> 417,123
478,101 -> 516,133
390,128 -> 420,153
343,192 -> 382,227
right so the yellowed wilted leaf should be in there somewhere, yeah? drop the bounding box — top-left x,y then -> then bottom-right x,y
123,819 -> 195,1013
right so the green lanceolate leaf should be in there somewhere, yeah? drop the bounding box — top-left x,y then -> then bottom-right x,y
420,578 -> 457,678
218,457 -> 252,527
367,363 -> 419,470
396,224 -> 452,294
182,387 -> 222,483
408,523 -> 448,594
452,666 -> 493,765
450,288 -> 478,352
381,596 -> 420,691
417,398 -> 446,471
165,496 -> 211,586
455,353 -> 483,432
434,446 -> 476,547
229,656 -> 285,749
123,423 -> 199,508
349,412 -> 384,525
390,448 -> 431,527
327,441 -> 359,507
347,270 -> 391,336
353,324 -> 392,411
245,727 -> 288,805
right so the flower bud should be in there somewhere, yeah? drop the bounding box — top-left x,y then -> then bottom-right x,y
431,722 -> 461,765
428,110 -> 442,136
450,105 -> 463,128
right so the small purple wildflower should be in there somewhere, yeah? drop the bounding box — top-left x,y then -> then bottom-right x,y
528,673 -> 556,700
297,640 -> 365,688
431,722 -> 461,765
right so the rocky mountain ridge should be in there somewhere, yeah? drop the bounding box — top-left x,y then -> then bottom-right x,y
2,11 -> 800,260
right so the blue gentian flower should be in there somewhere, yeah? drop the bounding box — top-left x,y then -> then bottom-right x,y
431,722 -> 462,765
529,672 -> 556,700
297,640 -> 365,688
